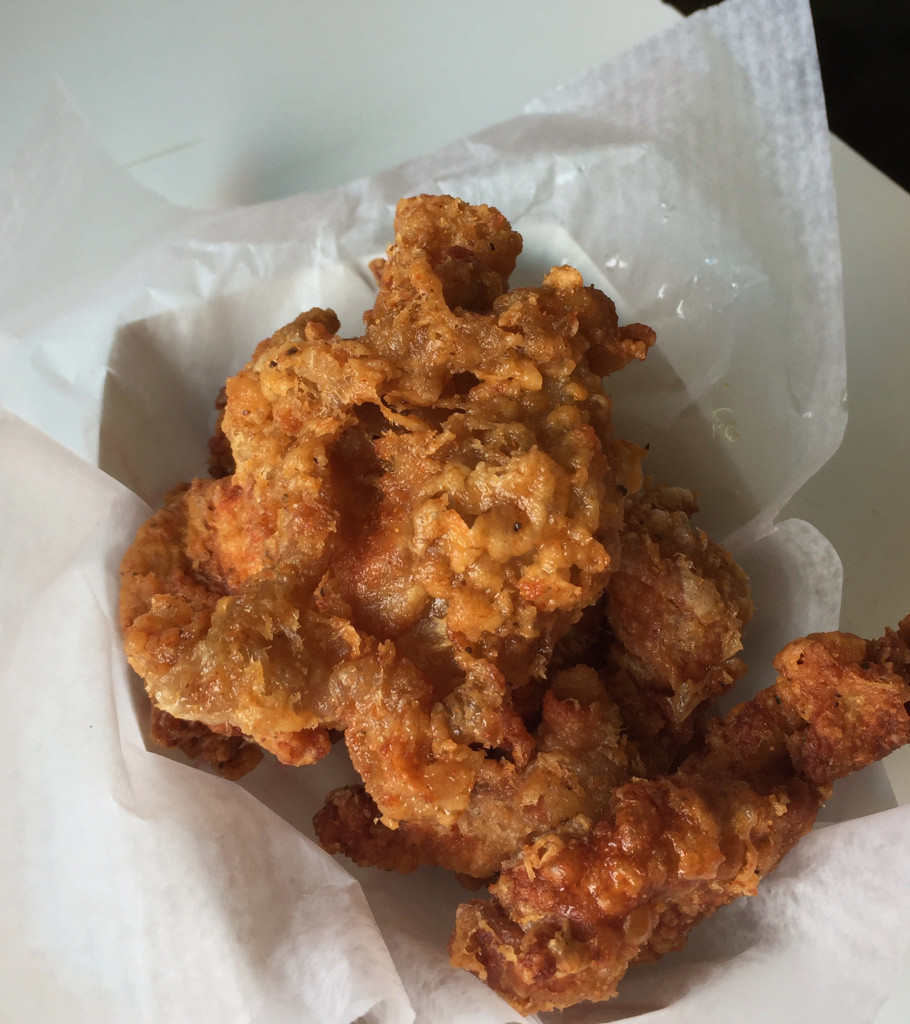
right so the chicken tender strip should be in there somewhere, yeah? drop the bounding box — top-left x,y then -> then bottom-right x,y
449,619 -> 910,1014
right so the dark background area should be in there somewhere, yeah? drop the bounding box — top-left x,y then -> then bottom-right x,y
668,0 -> 910,191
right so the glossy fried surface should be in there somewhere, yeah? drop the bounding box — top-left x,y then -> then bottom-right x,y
335,197 -> 652,688
600,481 -> 754,770
120,195 -> 654,803
316,666 -> 643,877
121,194 -> 828,1014
449,619 -> 910,1014
313,482 -> 754,875
121,491 -> 355,765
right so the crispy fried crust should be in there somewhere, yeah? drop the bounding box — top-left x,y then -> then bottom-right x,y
117,195 -> 906,1015
338,204 -> 651,686
451,776 -> 818,1013
119,196 -> 655,800
449,620 -> 910,1014
312,482 -> 754,875
149,707 -> 263,780
600,481 -> 754,770
315,666 -> 642,876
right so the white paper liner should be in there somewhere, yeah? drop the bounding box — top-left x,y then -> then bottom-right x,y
2,1 -> 909,1022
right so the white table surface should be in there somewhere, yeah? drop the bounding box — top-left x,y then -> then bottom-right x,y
2,0 -> 908,1020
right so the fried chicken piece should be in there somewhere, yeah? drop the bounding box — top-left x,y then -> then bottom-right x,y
120,196 -> 656,785
314,482 -> 753,873
449,619 -> 910,1014
316,666 -> 643,877
121,489 -> 356,766
600,481 -> 753,771
183,306 -> 385,594
121,496 -> 518,817
698,618 -> 910,789
335,197 -> 653,688
123,486 -> 546,826
150,707 -> 263,780
121,484 -> 506,811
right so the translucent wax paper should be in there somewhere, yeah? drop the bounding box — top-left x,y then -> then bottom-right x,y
2,0 -> 909,1022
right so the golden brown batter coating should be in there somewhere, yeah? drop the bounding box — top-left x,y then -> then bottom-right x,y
336,198 -> 652,687
149,707 -> 263,780
600,481 -> 754,770
312,482 -> 754,875
120,194 -> 654,804
607,483 -> 753,705
121,489 -> 354,765
315,666 -> 643,877
449,620 -> 910,1014
117,194 -> 907,1015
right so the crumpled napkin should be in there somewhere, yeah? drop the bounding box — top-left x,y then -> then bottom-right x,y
2,1 -> 908,1022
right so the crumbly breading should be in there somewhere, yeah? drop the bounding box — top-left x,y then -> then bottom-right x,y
312,481 -> 754,875
120,194 -> 654,804
315,666 -> 643,877
149,707 -> 263,780
599,480 -> 754,770
449,620 -> 910,1014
